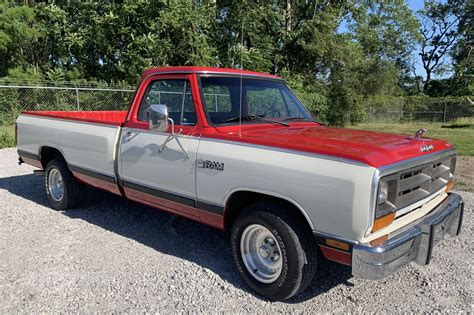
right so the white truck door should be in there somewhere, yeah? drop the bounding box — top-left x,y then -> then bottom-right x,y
118,75 -> 201,219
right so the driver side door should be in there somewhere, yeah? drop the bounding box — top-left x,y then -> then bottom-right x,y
118,75 -> 200,220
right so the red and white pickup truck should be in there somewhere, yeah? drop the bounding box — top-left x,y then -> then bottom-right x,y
16,67 -> 464,300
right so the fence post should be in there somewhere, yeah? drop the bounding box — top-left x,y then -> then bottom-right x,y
75,85 -> 80,111
443,102 -> 447,123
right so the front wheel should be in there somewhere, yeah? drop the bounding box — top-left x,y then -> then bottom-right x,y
231,202 -> 317,300
45,159 -> 85,210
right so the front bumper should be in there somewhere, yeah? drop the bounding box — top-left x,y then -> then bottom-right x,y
352,193 -> 464,280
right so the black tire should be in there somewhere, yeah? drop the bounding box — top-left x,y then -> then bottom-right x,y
45,158 -> 85,210
231,201 -> 318,301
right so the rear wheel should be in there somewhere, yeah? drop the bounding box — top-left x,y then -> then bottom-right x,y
45,159 -> 85,210
231,202 -> 317,300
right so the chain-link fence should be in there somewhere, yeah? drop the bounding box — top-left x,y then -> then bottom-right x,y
1,84 -> 473,128
365,97 -> 474,123
0,84 -> 135,127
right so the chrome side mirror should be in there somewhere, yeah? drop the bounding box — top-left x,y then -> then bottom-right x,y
148,104 -> 168,132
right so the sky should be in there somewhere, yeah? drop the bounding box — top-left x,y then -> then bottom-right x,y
407,0 -> 426,78
407,0 -> 425,12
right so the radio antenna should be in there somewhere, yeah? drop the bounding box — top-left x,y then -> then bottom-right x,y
238,20 -> 244,137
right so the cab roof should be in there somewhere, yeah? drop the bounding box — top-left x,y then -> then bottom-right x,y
140,66 -> 282,80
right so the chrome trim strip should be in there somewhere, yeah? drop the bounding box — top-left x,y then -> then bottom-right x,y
366,169 -> 380,237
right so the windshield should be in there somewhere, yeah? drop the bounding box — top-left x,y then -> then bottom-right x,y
200,76 -> 312,125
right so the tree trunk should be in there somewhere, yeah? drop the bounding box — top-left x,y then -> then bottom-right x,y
424,71 -> 431,91
286,0 -> 292,32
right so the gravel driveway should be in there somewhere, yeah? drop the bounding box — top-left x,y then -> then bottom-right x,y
0,148 -> 472,312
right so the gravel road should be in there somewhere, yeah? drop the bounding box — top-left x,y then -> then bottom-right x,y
0,148 -> 472,312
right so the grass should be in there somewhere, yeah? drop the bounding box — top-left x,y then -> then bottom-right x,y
0,125 -> 15,149
350,122 -> 474,156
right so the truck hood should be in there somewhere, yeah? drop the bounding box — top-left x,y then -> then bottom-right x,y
213,124 -> 454,168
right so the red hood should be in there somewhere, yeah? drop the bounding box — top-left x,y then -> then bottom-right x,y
209,123 -> 454,168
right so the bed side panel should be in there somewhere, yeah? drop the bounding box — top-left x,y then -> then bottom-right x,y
16,114 -> 119,178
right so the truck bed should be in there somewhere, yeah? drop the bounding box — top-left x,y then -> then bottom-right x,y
22,111 -> 128,126
17,111 -> 126,195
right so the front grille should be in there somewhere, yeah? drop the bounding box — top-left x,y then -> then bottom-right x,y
378,154 -> 456,215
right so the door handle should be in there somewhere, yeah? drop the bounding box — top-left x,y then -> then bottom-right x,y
124,131 -> 138,141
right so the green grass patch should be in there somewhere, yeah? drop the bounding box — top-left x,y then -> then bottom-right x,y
350,122 -> 474,156
0,125 -> 15,149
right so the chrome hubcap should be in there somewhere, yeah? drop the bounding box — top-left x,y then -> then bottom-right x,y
48,168 -> 64,202
240,224 -> 283,283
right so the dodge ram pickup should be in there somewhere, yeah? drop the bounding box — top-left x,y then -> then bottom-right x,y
16,66 -> 464,300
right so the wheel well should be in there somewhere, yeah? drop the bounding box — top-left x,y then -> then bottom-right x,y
39,147 -> 64,169
224,191 -> 313,234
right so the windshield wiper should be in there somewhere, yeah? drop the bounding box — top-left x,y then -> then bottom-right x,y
282,116 -> 325,125
225,115 -> 289,127
282,117 -> 307,121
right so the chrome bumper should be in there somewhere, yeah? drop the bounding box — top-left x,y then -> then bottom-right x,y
352,193 -> 464,280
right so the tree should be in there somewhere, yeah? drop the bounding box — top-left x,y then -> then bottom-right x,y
418,0 -> 465,88
34,0 -> 217,83
0,0 -> 467,127
450,0 -> 473,95
350,1 -> 420,72
0,2 -> 41,77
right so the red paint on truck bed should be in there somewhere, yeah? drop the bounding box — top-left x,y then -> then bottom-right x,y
22,110 -> 127,126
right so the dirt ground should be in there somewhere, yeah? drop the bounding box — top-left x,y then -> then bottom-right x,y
456,156 -> 474,192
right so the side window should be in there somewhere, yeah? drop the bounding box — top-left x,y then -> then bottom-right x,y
138,79 -> 197,125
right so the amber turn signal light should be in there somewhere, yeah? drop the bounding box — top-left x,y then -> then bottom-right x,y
372,212 -> 395,232
370,234 -> 389,247
445,180 -> 455,192
325,239 -> 349,251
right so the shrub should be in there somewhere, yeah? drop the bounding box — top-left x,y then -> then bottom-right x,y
0,131 -> 15,148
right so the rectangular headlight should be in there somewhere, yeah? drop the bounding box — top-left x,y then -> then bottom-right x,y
375,178 -> 397,218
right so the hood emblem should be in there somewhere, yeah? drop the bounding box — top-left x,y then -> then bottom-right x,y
415,128 -> 427,139
420,144 -> 434,152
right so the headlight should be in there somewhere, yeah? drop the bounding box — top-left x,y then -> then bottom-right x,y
375,178 -> 397,219
378,181 -> 388,205
372,178 -> 397,232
